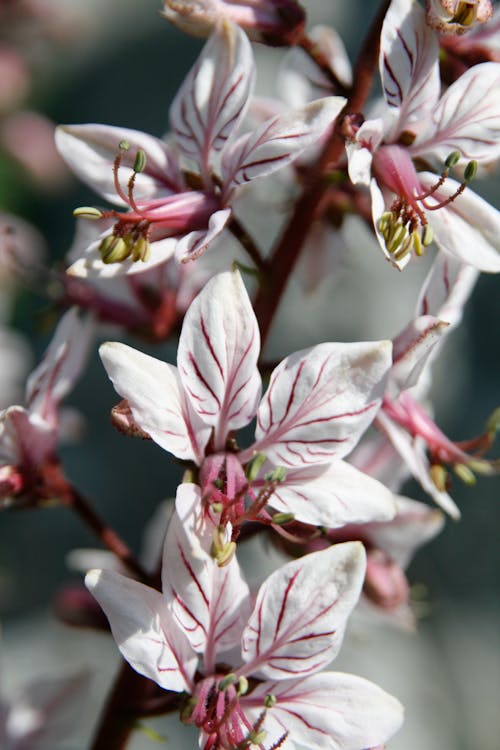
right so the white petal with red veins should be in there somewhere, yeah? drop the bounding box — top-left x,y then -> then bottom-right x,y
266,460 -> 396,527
85,569 -> 196,693
55,124 -> 182,205
26,308 -> 93,422
414,62 -> 500,163
420,174 -> 500,272
248,341 -> 392,468
245,672 -> 404,750
416,253 -> 479,327
380,0 -> 440,137
221,97 -> 345,196
175,207 -> 231,262
178,270 -> 261,451
169,21 -> 254,177
241,542 -> 365,679
390,315 -> 449,394
163,484 -> 251,659
99,342 -> 210,464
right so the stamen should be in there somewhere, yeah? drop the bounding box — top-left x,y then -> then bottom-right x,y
451,2 -> 477,25
271,512 -> 295,525
73,206 -> 104,219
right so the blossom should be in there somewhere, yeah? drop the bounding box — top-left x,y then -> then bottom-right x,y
86,484 -> 404,750
0,308 -> 93,504
56,22 -> 345,279
100,269 -> 396,532
425,0 -> 493,35
162,0 -> 306,46
345,0 -> 500,271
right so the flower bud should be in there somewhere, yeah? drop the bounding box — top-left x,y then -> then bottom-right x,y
162,0 -> 306,46
364,550 -> 410,610
425,0 -> 493,35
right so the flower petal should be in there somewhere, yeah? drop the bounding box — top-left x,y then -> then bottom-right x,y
420,174 -> 500,272
247,341 -> 392,468
175,207 -> 231,262
169,21 -> 254,176
55,124 -> 183,205
240,542 -> 365,679
177,270 -> 261,451
380,0 -> 440,135
416,252 -> 479,326
265,460 -> 396,527
163,484 -> 251,660
245,672 -> 404,750
99,342 -> 210,463
85,569 -> 196,692
414,62 -> 500,163
390,315 -> 449,394
221,97 -> 345,195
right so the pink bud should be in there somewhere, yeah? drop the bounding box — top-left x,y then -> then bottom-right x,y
364,549 -> 410,610
425,0 -> 493,35
162,0 -> 306,46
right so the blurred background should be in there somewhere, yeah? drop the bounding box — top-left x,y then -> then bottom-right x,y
0,1 -> 498,748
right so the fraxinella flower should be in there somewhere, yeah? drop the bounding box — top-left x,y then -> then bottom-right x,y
100,269 -> 396,534
0,307 -> 93,505
345,0 -> 500,271
162,0 -> 306,46
56,22 -> 345,279
86,484 -> 404,750
425,0 -> 493,34
370,252 -> 499,519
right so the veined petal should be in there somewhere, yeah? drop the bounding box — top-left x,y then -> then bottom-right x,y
366,495 -> 444,569
221,97 -> 345,196
247,341 -> 392,468
390,315 -> 449,394
163,484 -> 251,661
177,270 -> 261,451
419,173 -> 500,272
240,542 -> 366,679
380,0 -> 440,136
99,342 -> 210,463
85,569 -> 196,693
245,672 -> 404,750
345,118 -> 384,186
26,308 -> 93,423
175,206 -> 231,262
266,460 -> 396,527
417,252 -> 479,326
169,21 -> 255,177
55,124 -> 183,205
414,62 -> 500,163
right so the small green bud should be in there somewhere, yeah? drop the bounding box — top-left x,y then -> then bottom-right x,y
218,673 -> 238,691
444,151 -> 461,168
73,206 -> 104,219
264,694 -> 277,708
133,148 -> 147,173
245,452 -> 267,482
421,224 -> 434,247
463,160 -> 478,182
264,466 -> 287,483
119,139 -> 130,151
271,512 -> 295,526
454,463 -> 476,485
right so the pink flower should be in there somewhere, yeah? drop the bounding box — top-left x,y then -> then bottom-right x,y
425,0 -> 493,35
100,269 -> 396,531
86,484 -> 404,750
56,22 -> 344,279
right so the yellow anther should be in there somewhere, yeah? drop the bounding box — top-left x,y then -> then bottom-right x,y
218,673 -> 238,691
215,541 -> 237,568
430,464 -> 448,492
237,676 -> 249,696
452,3 -> 477,26
119,139 -> 130,151
271,512 -> 295,525
454,463 -> 476,485
99,235 -> 131,264
73,206 -> 104,219
133,148 -> 147,173
264,694 -> 277,708
422,224 -> 434,247
412,229 -> 423,257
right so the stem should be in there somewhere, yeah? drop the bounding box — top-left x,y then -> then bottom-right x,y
228,215 -> 268,273
90,662 -> 157,750
253,0 -> 392,350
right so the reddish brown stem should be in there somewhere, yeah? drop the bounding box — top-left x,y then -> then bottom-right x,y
253,0 -> 392,350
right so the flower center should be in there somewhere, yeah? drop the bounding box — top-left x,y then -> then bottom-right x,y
74,141 -> 219,265
373,145 -> 476,263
